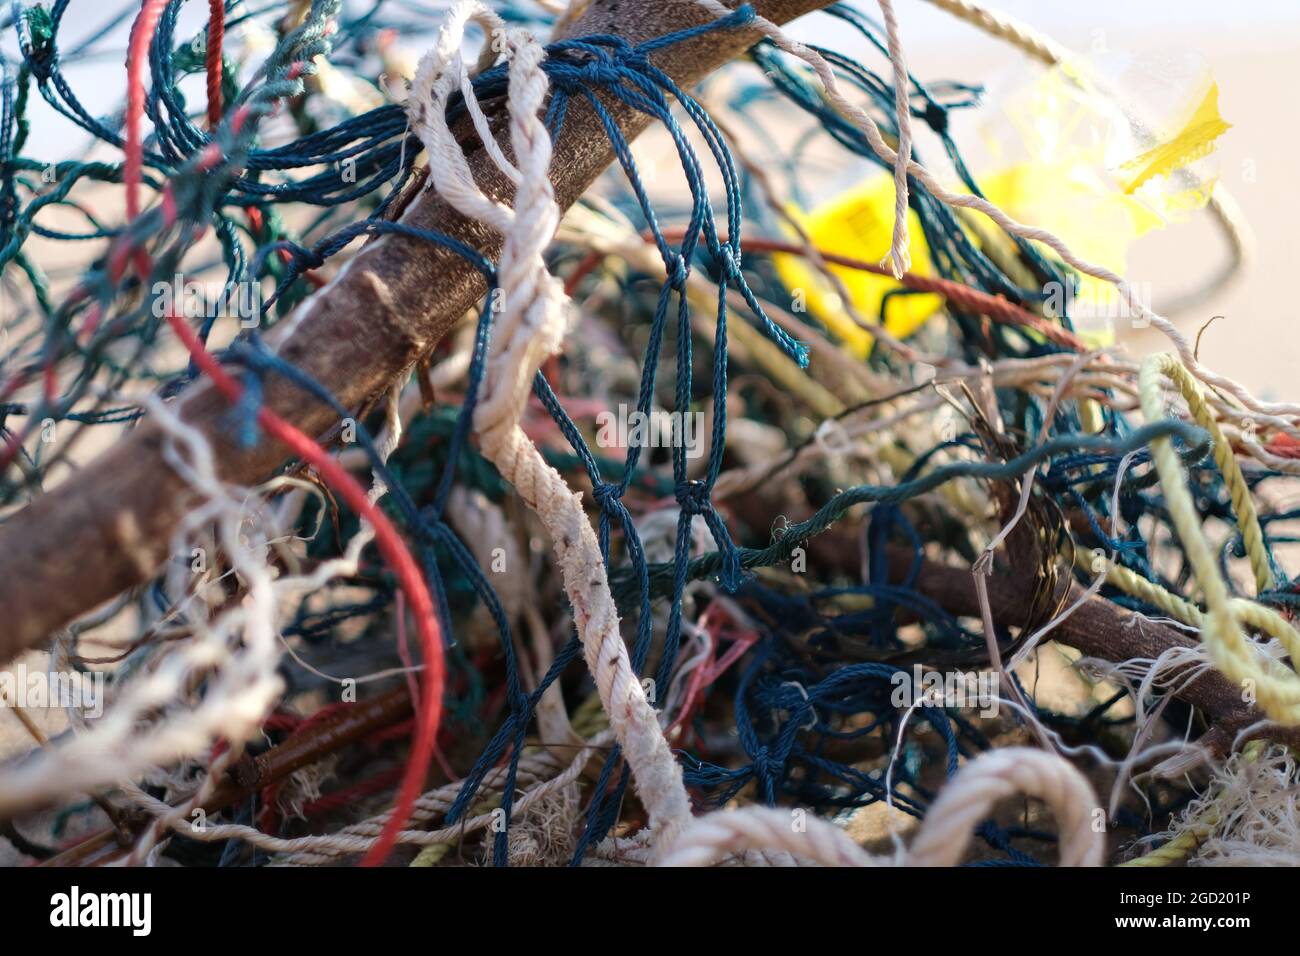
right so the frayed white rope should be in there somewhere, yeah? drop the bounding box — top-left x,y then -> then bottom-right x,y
0,392 -> 287,820
0,369 -> 421,847
1147,745 -> 1300,866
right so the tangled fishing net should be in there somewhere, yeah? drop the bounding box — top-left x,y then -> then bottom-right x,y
1,0 -> 1297,868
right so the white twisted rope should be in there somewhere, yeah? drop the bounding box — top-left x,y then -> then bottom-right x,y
657,806 -> 882,867
657,747 -> 1105,867
876,0 -> 912,279
406,1 -> 692,845
904,748 -> 1104,867
123,730 -> 617,864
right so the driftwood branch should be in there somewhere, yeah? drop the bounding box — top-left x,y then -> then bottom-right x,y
882,551 -> 1297,753
917,563 -> 1273,727
0,0 -> 832,662
730,489 -> 1289,753
786,512 -> 1292,751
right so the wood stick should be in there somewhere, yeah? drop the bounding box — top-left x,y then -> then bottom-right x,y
892,552 -> 1299,752
0,0 -> 834,663
790,516 -> 1293,751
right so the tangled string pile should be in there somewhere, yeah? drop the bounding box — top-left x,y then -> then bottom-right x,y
1,0 -> 1298,867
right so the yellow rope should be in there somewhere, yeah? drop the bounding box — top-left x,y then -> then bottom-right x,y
408,793 -> 501,867
1140,353 -> 1300,724
570,691 -> 610,739
1103,561 -> 1203,627
1119,815 -> 1217,867
1104,561 -> 1300,662
1149,355 -> 1273,593
1119,741 -> 1264,867
1067,554 -> 1300,861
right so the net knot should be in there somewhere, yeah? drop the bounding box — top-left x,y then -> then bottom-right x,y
674,478 -> 710,516
592,481 -> 625,512
667,253 -> 690,291
924,100 -> 948,133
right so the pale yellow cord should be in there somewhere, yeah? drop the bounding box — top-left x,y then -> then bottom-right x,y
1140,354 -> 1300,724
1120,741 -> 1263,867
1068,368 -> 1295,860
1149,355 -> 1273,594
1101,560 -> 1203,627
1102,561 -> 1300,666
408,794 -> 500,867
1119,810 -> 1218,867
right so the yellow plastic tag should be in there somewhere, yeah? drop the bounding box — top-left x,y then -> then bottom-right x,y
771,61 -> 1228,355
770,175 -> 942,358
1118,80 -> 1231,208
978,160 -> 1161,347
974,60 -> 1231,343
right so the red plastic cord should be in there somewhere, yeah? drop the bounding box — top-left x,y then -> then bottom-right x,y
206,0 -> 225,129
125,1 -> 166,223
123,4 -> 441,862
567,230 -> 1090,353
124,0 -> 168,281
